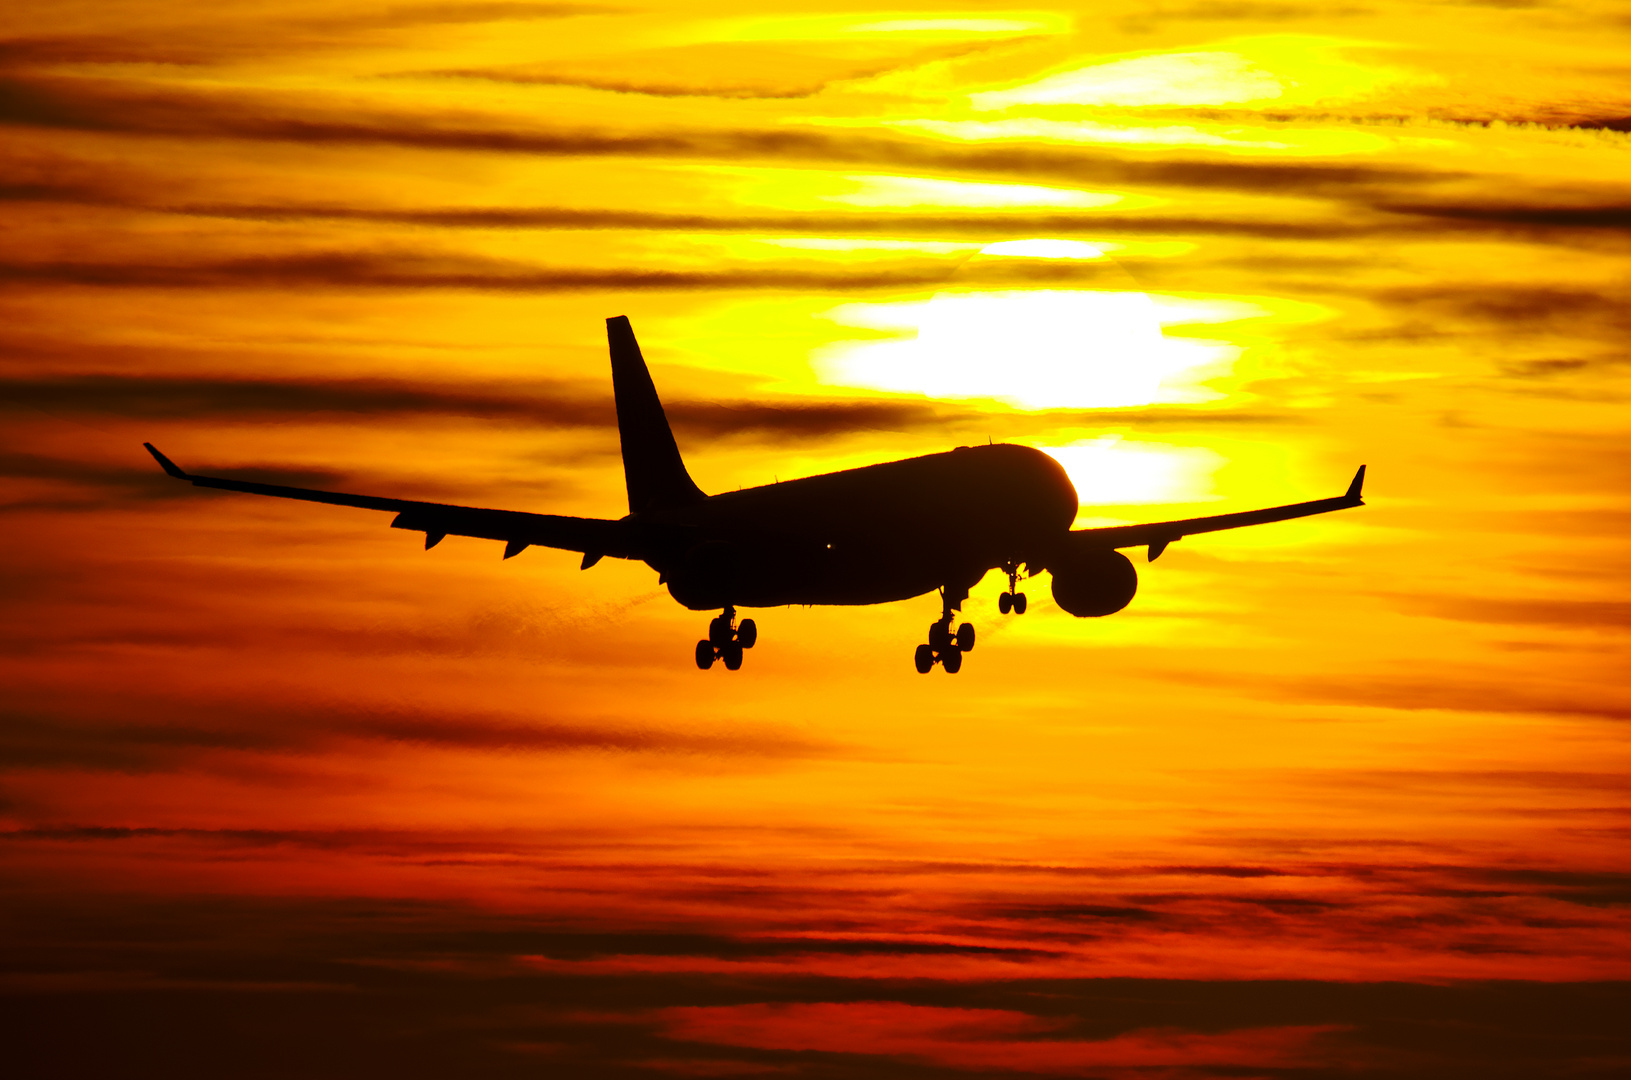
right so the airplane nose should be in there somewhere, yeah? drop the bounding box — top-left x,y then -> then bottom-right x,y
1030,451 -> 1079,530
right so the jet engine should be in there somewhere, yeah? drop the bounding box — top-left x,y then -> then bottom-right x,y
1049,546 -> 1138,617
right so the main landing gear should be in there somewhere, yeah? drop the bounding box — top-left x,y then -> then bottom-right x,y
915,587 -> 975,675
696,606 -> 757,671
997,561 -> 1029,615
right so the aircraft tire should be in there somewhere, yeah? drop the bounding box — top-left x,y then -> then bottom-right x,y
956,622 -> 975,651
1013,592 -> 1028,615
709,616 -> 732,647
737,618 -> 757,649
998,592 -> 1012,615
695,640 -> 715,670
722,643 -> 744,670
914,644 -> 934,674
928,622 -> 951,652
942,648 -> 963,674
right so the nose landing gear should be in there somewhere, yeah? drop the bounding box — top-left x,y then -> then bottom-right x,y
915,587 -> 975,674
998,561 -> 1028,615
695,606 -> 757,671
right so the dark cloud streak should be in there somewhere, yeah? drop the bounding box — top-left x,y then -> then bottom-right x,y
2,888 -> 1629,1079
0,4 -> 605,69
0,249 -> 1137,294
0,73 -> 1455,199
0,373 -> 959,437
0,698 -> 832,773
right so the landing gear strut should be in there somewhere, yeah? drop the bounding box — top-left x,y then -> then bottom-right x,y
997,561 -> 1028,615
696,606 -> 757,671
915,587 -> 975,675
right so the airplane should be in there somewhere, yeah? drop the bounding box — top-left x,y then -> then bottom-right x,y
144,315 -> 1365,674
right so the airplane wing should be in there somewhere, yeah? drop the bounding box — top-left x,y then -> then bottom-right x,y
143,443 -> 648,564
1072,465 -> 1366,562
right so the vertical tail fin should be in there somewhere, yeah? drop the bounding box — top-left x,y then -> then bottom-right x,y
606,316 -> 706,514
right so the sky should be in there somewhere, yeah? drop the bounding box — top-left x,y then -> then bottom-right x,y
3,1 -> 1630,1076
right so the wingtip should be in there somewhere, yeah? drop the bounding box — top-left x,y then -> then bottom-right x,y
143,442 -> 188,479
1345,464 -> 1366,501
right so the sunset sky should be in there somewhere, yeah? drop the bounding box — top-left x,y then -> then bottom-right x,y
3,1 -> 1630,1075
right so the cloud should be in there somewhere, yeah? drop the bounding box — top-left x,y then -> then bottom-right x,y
0,4 -> 604,69
1459,868 -> 1631,907
663,1001 -> 1341,1074
1378,199 -> 1631,233
976,902 -> 1167,923
167,201 -> 1390,240
0,448 -> 191,506
0,247 -> 1140,293
1400,595 -> 1631,631
1377,285 -> 1631,333
1294,674 -> 1631,722
317,2 -> 608,30
2,882 -> 1628,1078
0,693 -> 833,773
0,171 -> 1436,245
424,37 -> 1016,102
0,72 -> 1453,200
431,70 -> 834,100
0,374 -> 963,450
1133,1 -> 1375,21
0,149 -> 1520,251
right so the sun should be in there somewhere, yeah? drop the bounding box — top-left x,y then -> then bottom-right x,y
819,240 -> 1196,409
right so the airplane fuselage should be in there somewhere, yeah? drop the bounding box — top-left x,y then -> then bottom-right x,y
643,443 -> 1077,610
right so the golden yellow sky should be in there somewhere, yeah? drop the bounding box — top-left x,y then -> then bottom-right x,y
3,2 -> 1630,1075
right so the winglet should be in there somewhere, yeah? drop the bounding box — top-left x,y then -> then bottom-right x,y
143,443 -> 189,479
1345,464 -> 1366,502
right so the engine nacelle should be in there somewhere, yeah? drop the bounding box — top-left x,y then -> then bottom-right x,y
1049,547 -> 1138,617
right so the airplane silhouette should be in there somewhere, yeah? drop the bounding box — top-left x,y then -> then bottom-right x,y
145,315 -> 1364,673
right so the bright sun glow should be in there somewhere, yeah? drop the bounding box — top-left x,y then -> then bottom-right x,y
881,116 -> 1297,151
980,238 -> 1107,259
818,242 -> 1205,409
822,175 -> 1122,209
969,35 -> 1419,112
680,166 -> 1124,211
1040,437 -> 1225,508
822,289 -> 1184,408
974,51 -> 1284,109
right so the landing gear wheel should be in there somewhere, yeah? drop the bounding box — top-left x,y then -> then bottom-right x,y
700,607 -> 755,670
956,622 -> 975,651
914,643 -> 934,674
942,648 -> 963,674
928,621 -> 951,652
708,616 -> 733,647
998,591 -> 1013,615
1013,592 -> 1028,615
